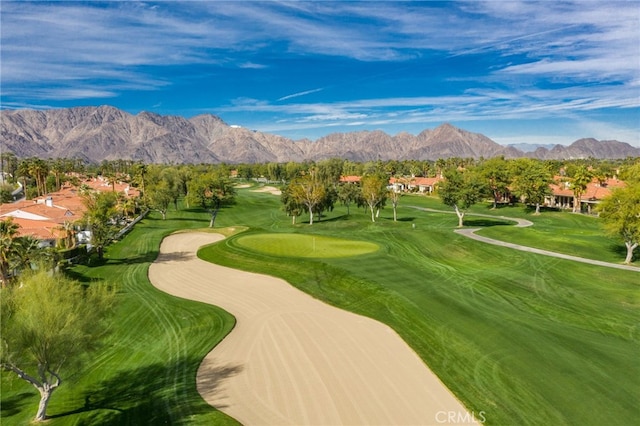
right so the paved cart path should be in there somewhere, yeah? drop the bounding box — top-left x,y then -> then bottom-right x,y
149,232 -> 474,425
410,206 -> 640,272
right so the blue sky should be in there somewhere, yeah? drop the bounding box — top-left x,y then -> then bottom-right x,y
1,1 -> 639,146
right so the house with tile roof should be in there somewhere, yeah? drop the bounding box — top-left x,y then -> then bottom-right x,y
546,177 -> 626,213
342,175 -> 442,194
0,175 -> 141,247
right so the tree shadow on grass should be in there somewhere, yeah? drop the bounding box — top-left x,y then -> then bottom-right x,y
0,391 -> 32,418
105,250 -> 161,265
48,358 -> 242,425
395,217 -> 416,222
523,205 -> 559,215
608,243 -> 636,263
463,218 -> 512,227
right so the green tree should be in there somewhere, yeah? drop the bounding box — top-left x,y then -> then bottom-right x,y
316,158 -> 344,185
0,269 -> 114,421
132,162 -> 148,203
478,157 -> 512,209
388,187 -> 402,222
0,184 -> 14,203
597,171 -> 640,264
337,183 -> 361,215
287,171 -> 326,225
360,174 -> 388,223
511,159 -> 553,215
0,152 -> 18,182
81,191 -> 119,259
0,218 -> 21,285
147,180 -> 174,220
187,171 -> 236,227
438,167 -> 488,227
12,236 -> 50,272
281,184 -> 304,225
28,158 -> 50,197
48,158 -> 68,192
569,165 -> 593,213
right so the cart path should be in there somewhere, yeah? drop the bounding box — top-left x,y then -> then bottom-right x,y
149,232 -> 474,425
410,206 -> 640,272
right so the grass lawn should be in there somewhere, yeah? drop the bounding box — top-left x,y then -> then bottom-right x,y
405,195 -> 637,265
235,233 -> 379,258
2,188 -> 638,425
1,206 -> 239,425
200,189 -> 639,426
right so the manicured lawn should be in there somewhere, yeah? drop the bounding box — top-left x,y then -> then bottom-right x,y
2,188 -> 638,425
1,206 -> 239,425
405,195 -> 636,265
200,189 -> 639,426
235,233 -> 379,258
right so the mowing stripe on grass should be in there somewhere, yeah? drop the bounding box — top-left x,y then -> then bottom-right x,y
235,233 -> 379,258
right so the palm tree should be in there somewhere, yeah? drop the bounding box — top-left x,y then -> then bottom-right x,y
60,220 -> 77,249
12,236 -> 47,272
0,218 -> 21,285
571,166 -> 593,213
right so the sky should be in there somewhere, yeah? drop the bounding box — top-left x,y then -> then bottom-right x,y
1,1 -> 639,147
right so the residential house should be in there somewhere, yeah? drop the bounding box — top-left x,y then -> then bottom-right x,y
0,176 -> 140,247
546,177 -> 625,213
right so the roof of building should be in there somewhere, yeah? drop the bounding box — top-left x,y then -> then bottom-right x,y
550,177 -> 626,200
339,175 -> 361,183
0,174 -> 140,240
7,217 -> 66,240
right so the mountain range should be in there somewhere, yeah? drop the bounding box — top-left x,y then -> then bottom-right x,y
1,106 -> 638,164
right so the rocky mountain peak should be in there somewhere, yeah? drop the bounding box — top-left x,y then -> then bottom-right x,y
1,106 -> 638,163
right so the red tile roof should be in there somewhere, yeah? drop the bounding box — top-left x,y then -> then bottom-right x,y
0,175 -> 140,241
550,177 -> 626,201
340,175 -> 361,183
5,217 -> 66,240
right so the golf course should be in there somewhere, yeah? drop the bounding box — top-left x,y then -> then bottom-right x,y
1,185 -> 638,425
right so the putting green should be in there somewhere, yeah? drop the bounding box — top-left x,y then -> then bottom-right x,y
235,233 -> 379,258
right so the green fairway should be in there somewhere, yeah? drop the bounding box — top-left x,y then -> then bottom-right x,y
1,206 -> 239,425
201,189 -> 640,426
2,188 -> 638,426
235,233 -> 379,258
405,195 -> 637,265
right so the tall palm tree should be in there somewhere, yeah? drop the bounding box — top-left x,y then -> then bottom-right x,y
571,166 -> 593,213
0,218 -> 21,285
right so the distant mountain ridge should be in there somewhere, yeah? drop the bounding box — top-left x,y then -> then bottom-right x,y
1,106 -> 638,163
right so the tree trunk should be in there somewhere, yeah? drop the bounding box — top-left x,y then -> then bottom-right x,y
35,385 -> 55,421
161,210 -> 167,220
209,209 -> 218,228
393,206 -> 397,221
308,206 -> 314,225
1,364 -> 59,422
535,203 -> 541,215
625,242 -> 638,264
370,204 -> 376,222
454,205 -> 464,227
292,215 -> 296,225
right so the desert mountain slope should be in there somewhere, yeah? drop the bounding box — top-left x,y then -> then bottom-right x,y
2,107 -> 638,163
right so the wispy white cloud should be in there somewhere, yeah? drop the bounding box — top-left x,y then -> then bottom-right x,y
1,1 -> 637,145
278,88 -> 324,101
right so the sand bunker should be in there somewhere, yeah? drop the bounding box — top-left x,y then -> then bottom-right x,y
251,185 -> 282,195
149,232 -> 472,425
